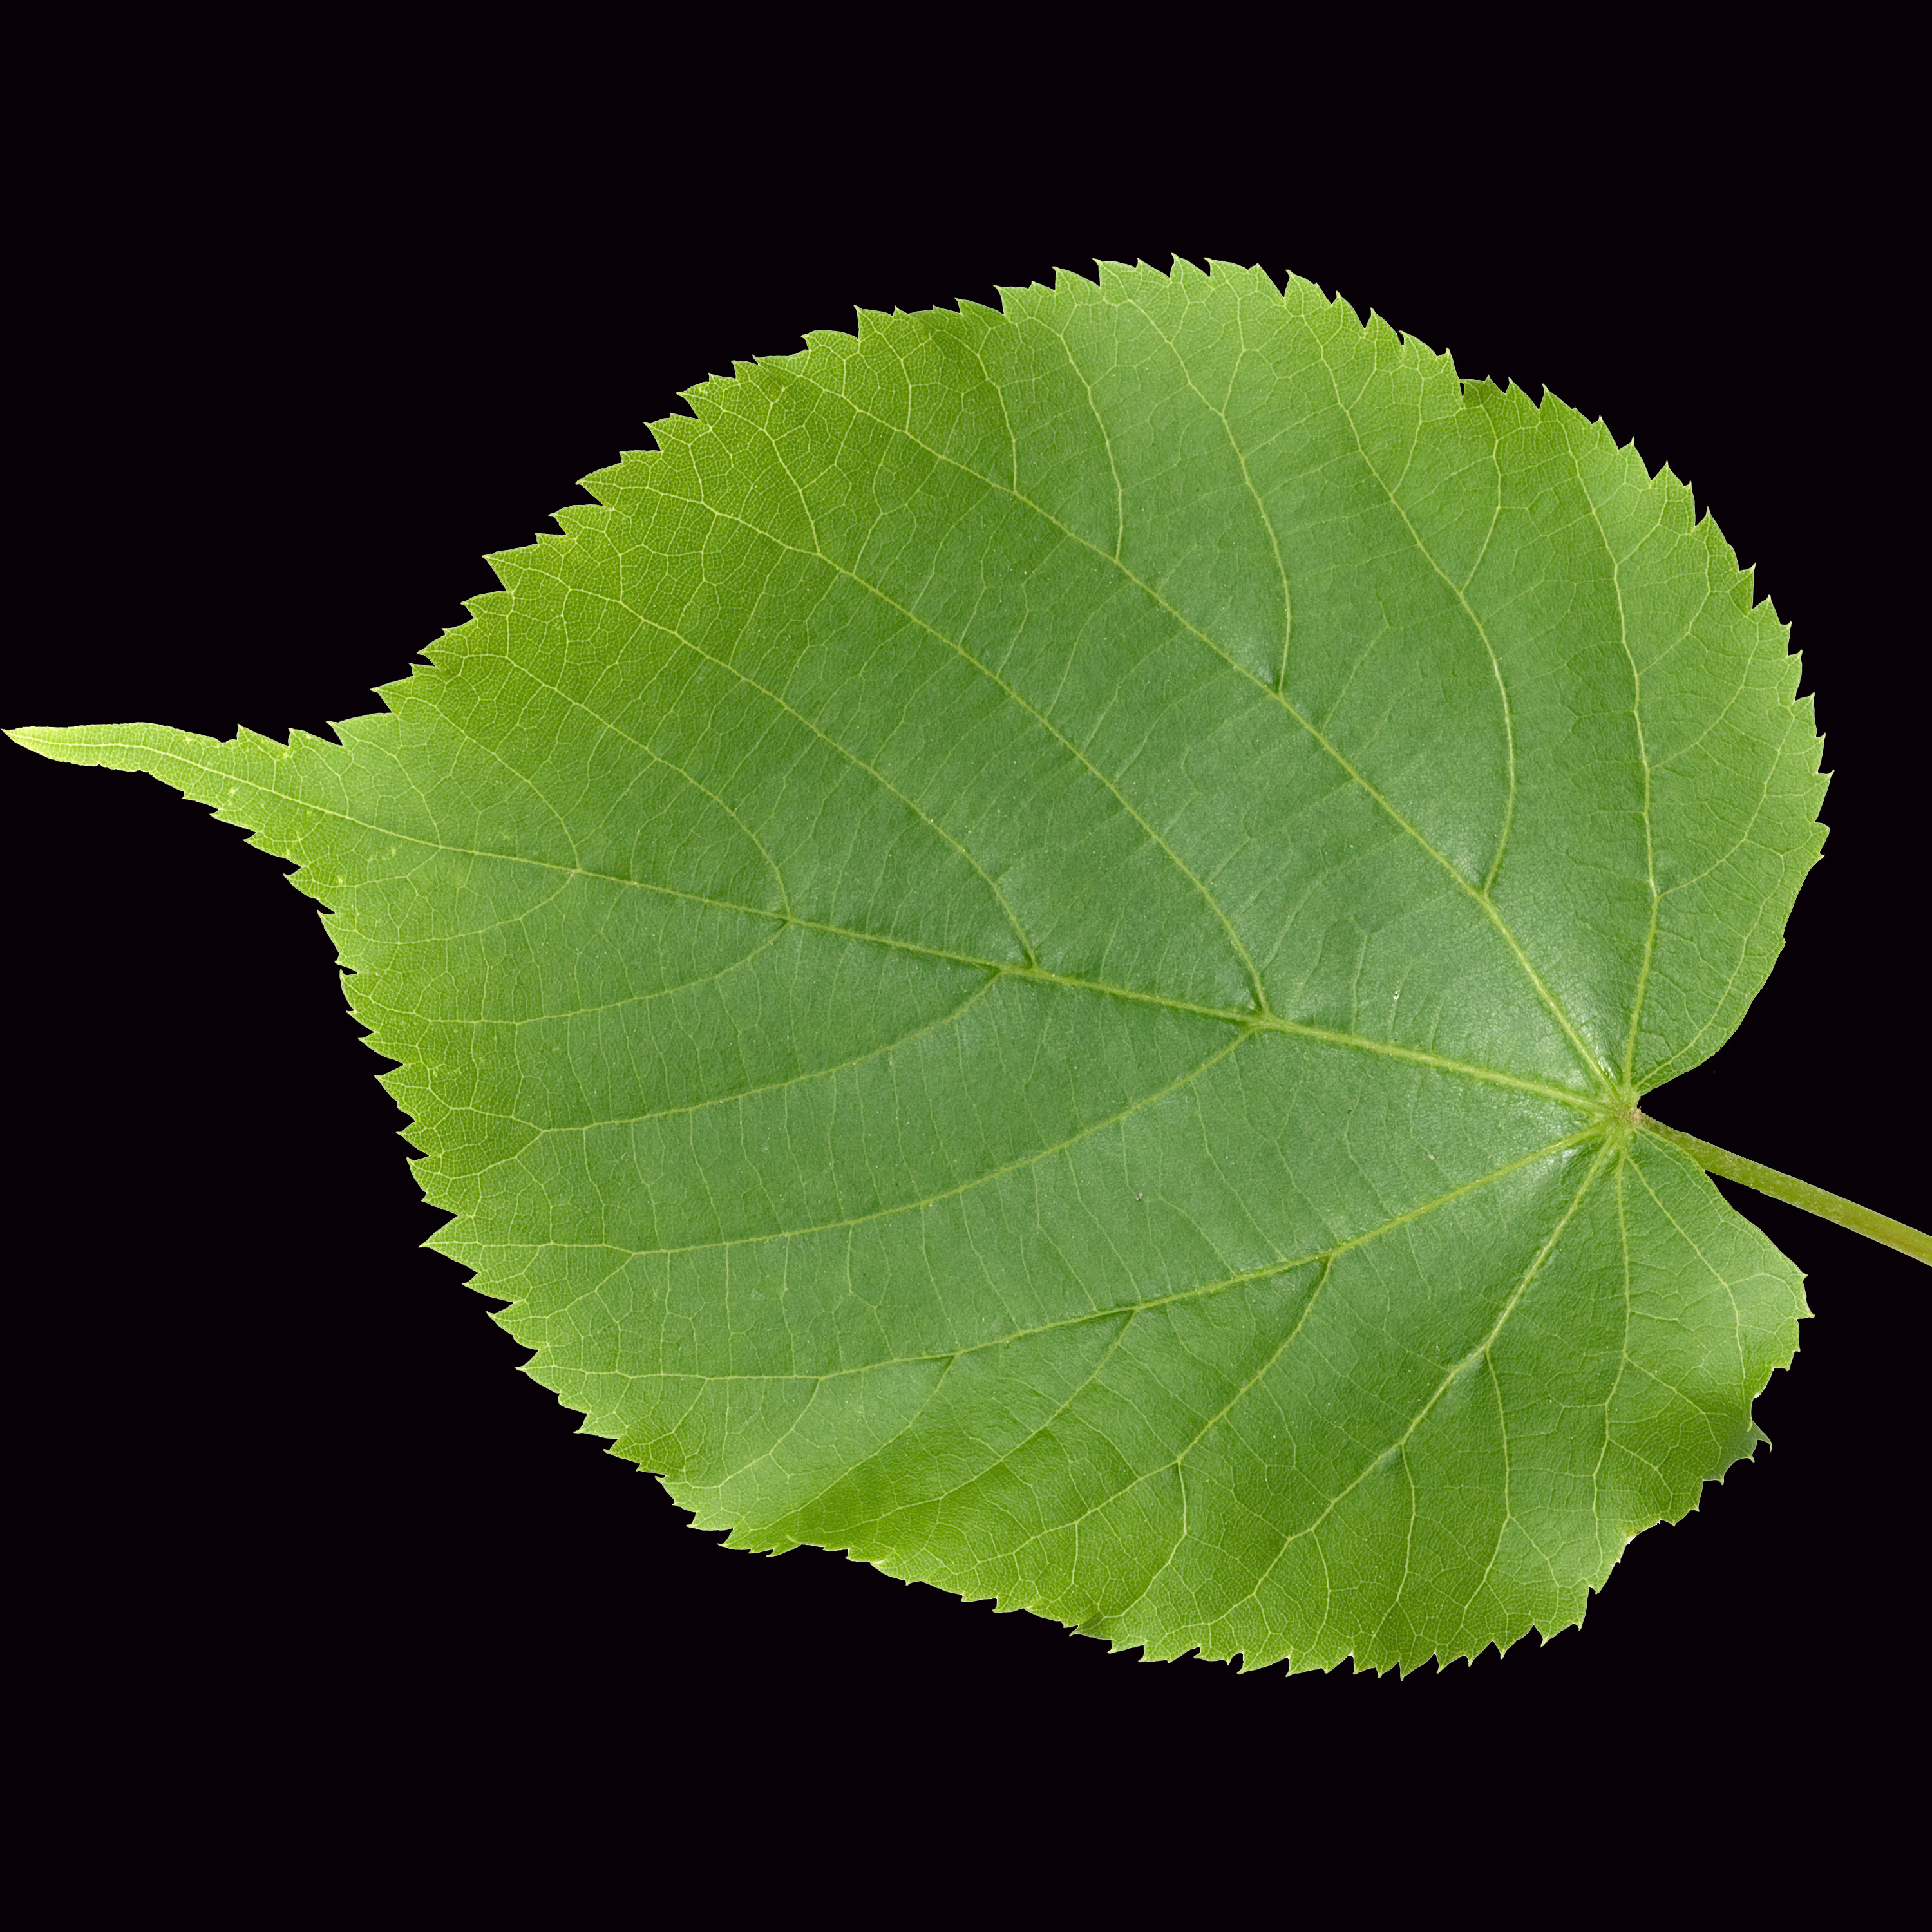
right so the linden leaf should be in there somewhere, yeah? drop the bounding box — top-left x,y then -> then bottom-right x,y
12,260 -> 1837,1671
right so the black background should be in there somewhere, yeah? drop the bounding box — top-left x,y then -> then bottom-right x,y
8,52 -> 1918,1867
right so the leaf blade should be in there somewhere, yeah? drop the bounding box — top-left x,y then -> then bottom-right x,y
11,259 -> 1824,1670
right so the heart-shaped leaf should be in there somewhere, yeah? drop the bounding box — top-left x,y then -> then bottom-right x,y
14,260 -> 1827,1671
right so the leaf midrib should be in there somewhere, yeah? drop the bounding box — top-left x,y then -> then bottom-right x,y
120,740 -> 1602,1115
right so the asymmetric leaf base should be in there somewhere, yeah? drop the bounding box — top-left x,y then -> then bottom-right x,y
14,261 -> 1836,1671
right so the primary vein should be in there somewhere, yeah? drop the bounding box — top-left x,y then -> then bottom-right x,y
115,742 -> 1603,1112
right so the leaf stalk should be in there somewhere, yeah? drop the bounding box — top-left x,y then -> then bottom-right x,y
1640,1114 -> 1929,1266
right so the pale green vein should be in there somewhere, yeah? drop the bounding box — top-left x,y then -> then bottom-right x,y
1246,1012 -> 1590,1108
1459,429 -> 1505,594
1652,714 -> 1792,898
734,1314 -> 1137,1539
1564,426 -> 1659,1090
1038,323 -> 1124,558
1631,1143 -> 1752,1414
1114,1255 -> 1338,1615
457,651 -> 793,916
748,411 -> 824,556
1592,1151 -> 1638,1544
614,1029 -> 1253,1257
1303,330 -> 1523,904
509,972 -> 1001,1131
428,711 -> 583,872
555,1123 -> 1603,1371
1110,289 -> 1294,690
1635,701 -> 1819,1090
379,923 -> 788,1028
1470,1352 -> 1518,1607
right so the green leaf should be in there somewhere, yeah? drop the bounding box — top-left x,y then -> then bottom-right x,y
12,260 -> 1827,1672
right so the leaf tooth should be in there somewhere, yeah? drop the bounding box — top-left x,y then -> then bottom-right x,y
1045,260 -> 1101,294
1204,256 -> 1280,295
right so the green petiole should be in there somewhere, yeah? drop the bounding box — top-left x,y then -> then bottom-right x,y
1641,1114 -> 1929,1267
